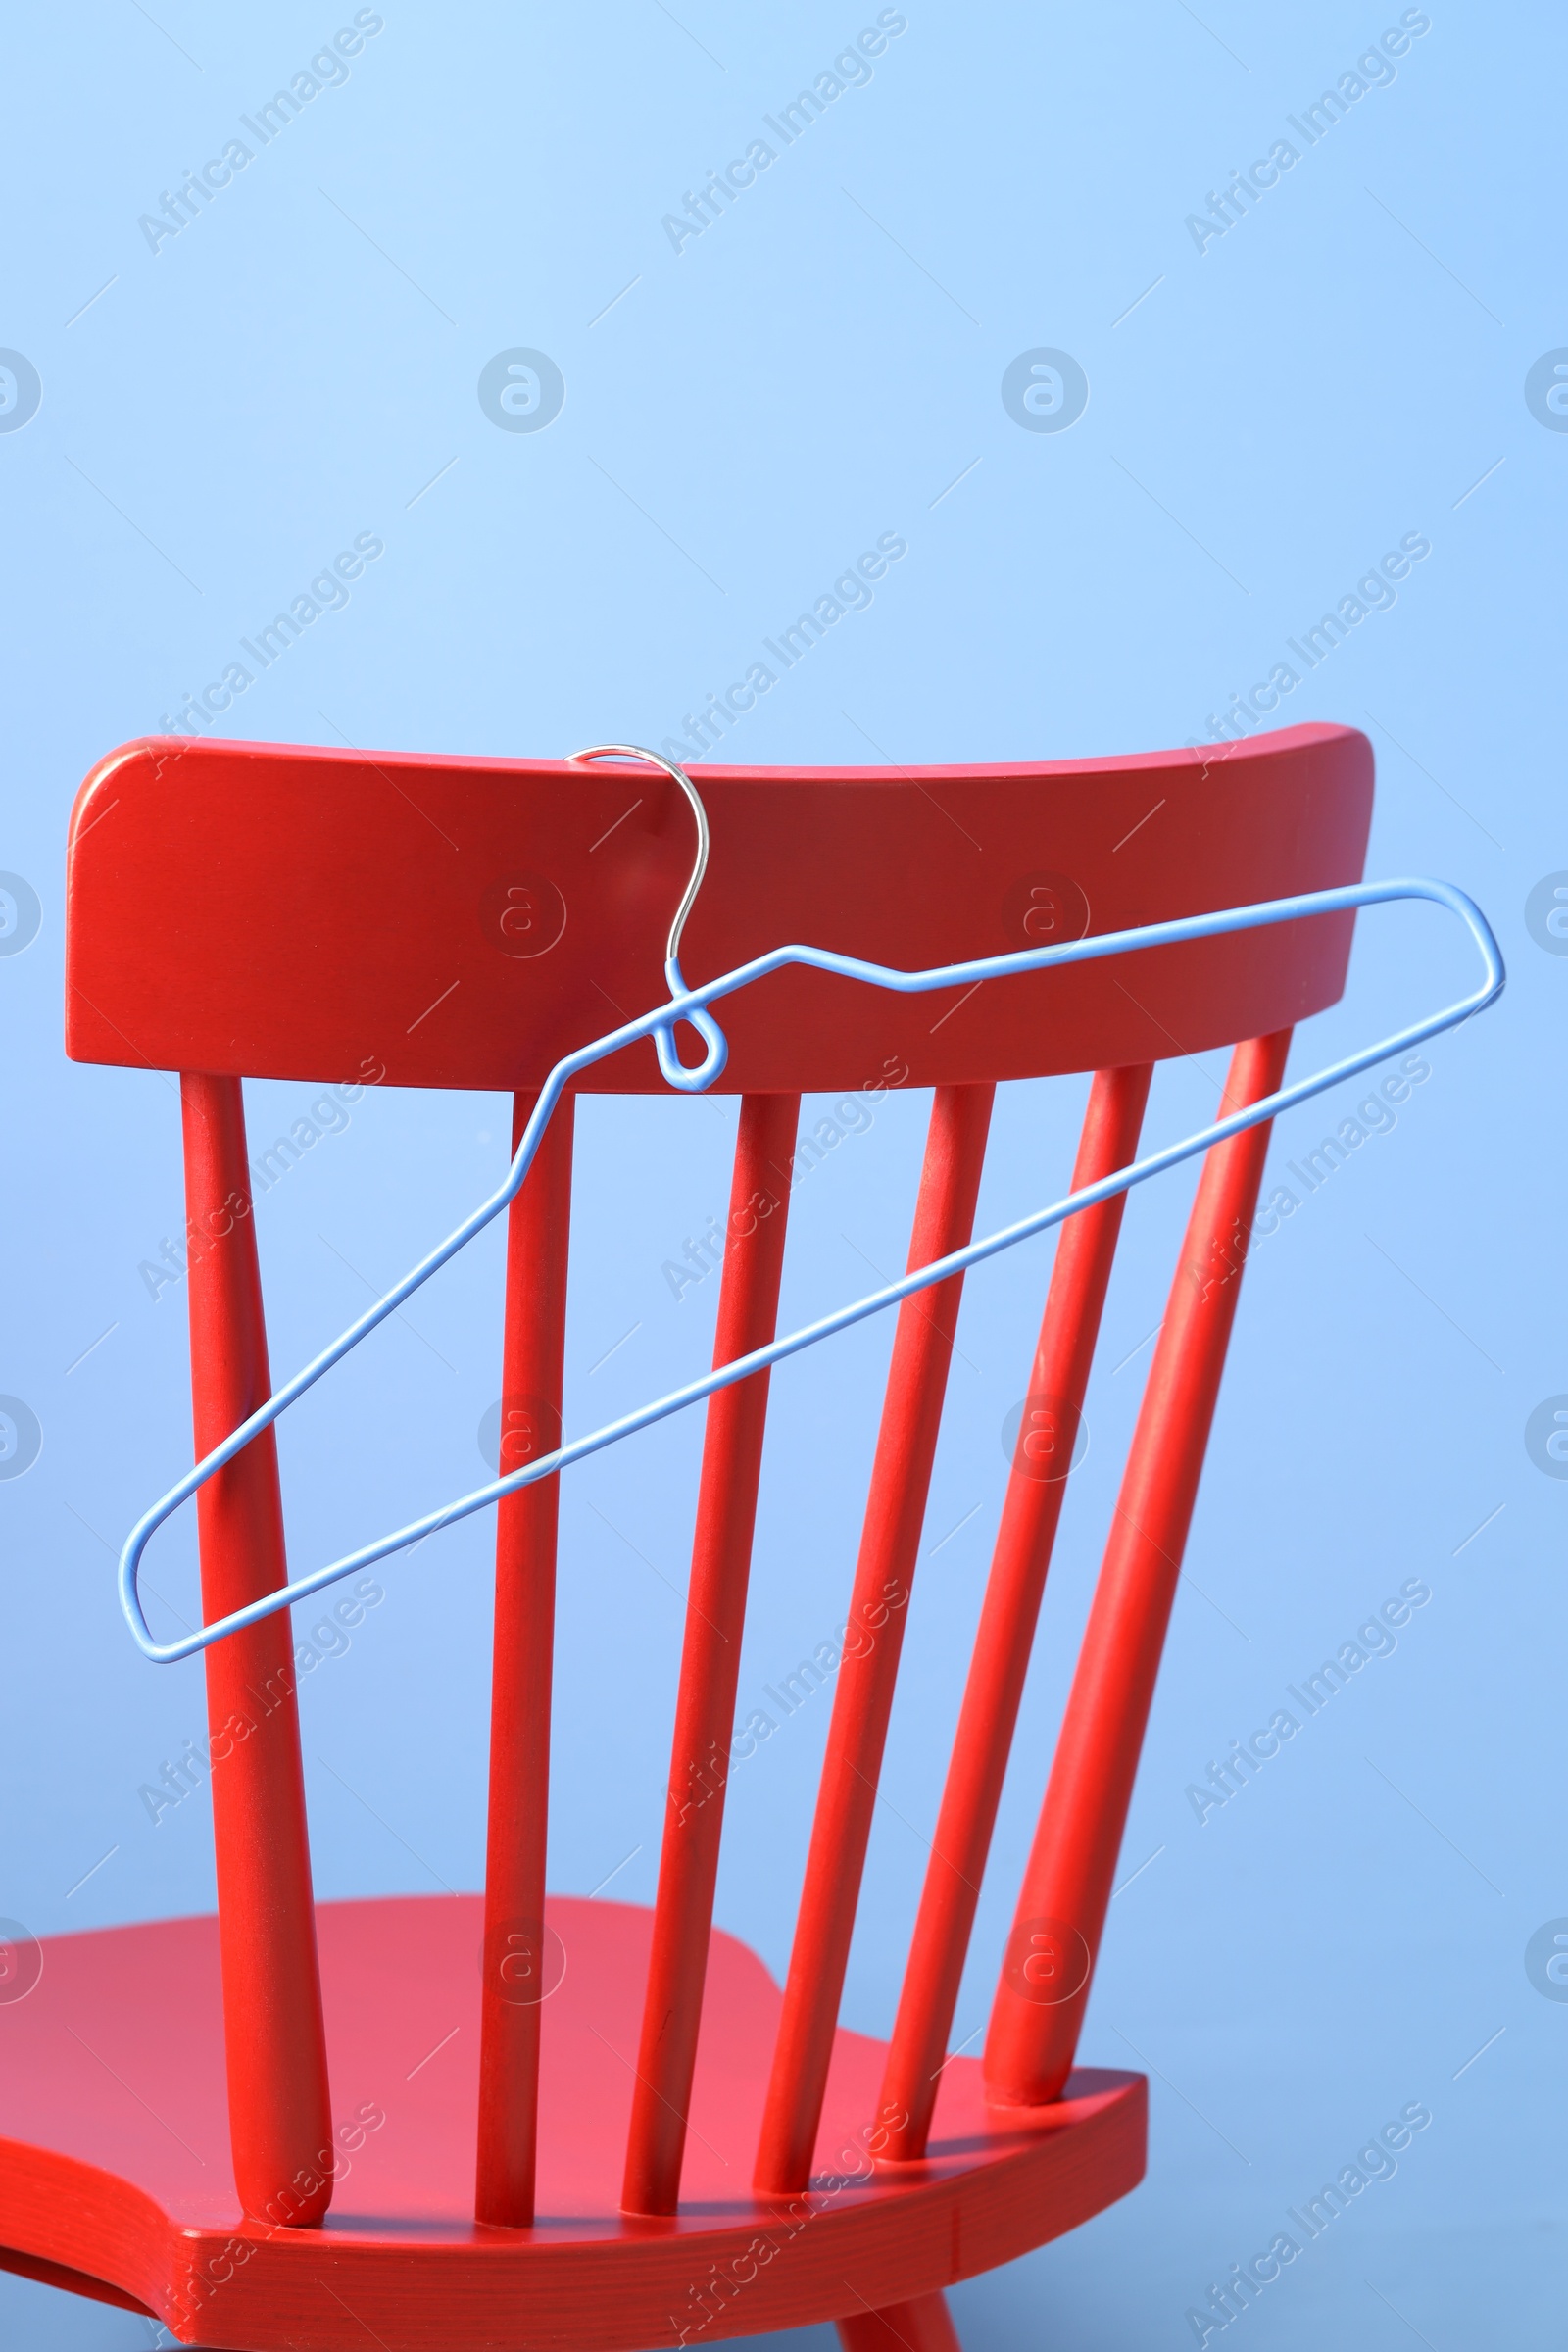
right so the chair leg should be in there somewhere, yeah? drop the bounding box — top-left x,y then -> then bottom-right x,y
836,2289 -> 962,2352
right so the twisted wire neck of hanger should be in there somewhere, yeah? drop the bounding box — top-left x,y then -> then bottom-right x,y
567,743 -> 724,1089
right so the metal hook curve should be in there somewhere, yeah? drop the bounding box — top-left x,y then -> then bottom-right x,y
567,742 -> 727,1090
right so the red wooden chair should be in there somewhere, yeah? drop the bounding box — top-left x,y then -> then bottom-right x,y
4,721 -> 1371,2350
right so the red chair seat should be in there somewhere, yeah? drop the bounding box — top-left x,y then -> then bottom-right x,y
0,1896 -> 1144,2350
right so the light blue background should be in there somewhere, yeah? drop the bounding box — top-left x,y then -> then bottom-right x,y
1,3 -> 1562,2346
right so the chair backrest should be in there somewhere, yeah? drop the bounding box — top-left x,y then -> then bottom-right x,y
65,722 -> 1372,2230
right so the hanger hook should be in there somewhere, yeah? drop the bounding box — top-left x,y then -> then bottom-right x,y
567,743 -> 727,1091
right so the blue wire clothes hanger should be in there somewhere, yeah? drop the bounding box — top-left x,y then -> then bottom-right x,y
119,745 -> 1504,1666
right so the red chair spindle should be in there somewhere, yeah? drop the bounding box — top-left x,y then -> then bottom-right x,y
180,1072 -> 333,2227
837,2291 -> 964,2352
877,1062 -> 1152,2160
983,1028 -> 1292,2107
476,1093 -> 575,2228
754,1083 -> 995,2196
621,1092 -> 802,2218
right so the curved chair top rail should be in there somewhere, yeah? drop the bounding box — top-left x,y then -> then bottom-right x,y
65,723 -> 1373,1094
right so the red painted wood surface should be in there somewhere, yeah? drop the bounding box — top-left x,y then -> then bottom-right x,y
180,1074 -> 333,2228
65,727 -> 1370,1094
755,1086 -> 994,2195
476,1093 -> 575,2228
0,1899 -> 1143,2350
983,1029 -> 1293,2107
624,1094 -> 801,2218
837,2291 -> 964,2352
878,1061 -> 1153,2159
